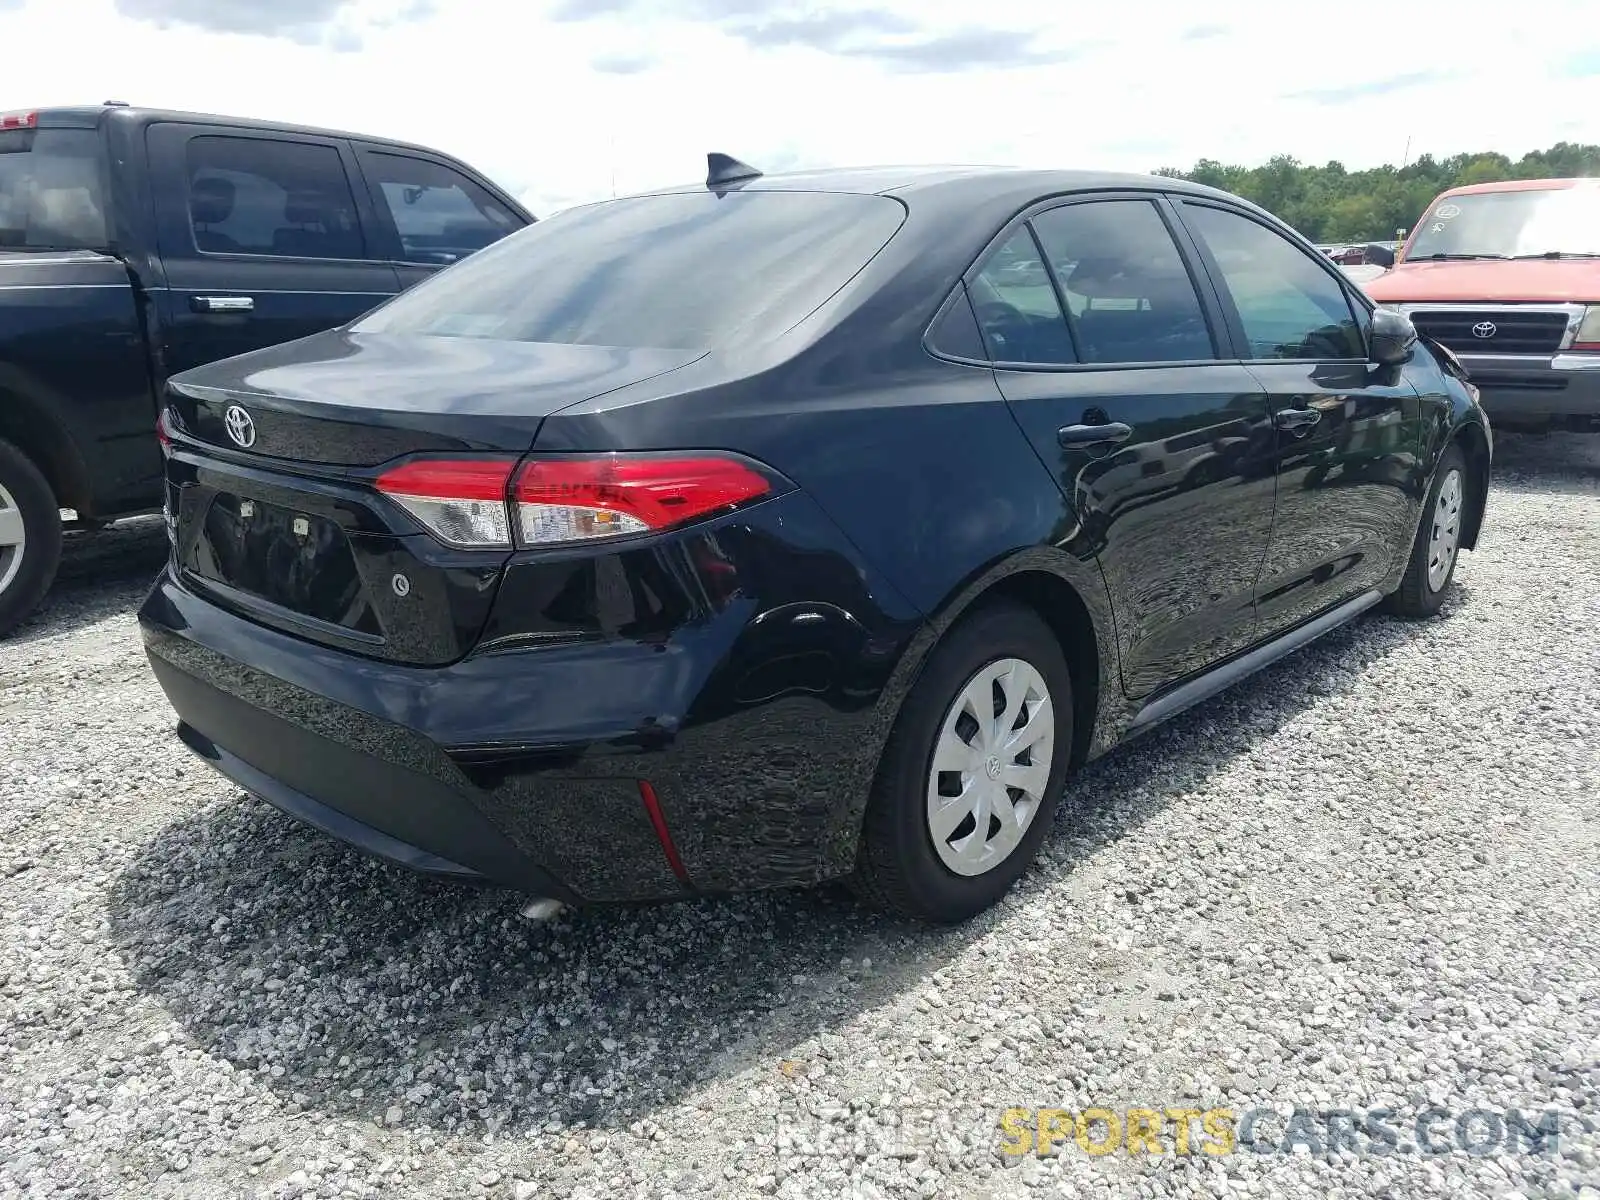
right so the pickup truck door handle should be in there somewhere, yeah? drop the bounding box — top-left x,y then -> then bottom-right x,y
1057,421 -> 1134,449
190,295 -> 255,313
1274,407 -> 1322,437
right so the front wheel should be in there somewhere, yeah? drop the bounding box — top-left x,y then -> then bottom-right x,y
1385,442 -> 1468,619
0,439 -> 63,639
850,602 -> 1073,923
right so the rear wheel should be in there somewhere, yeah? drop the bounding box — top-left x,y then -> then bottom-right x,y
0,440 -> 62,639
1385,442 -> 1468,619
851,602 -> 1073,923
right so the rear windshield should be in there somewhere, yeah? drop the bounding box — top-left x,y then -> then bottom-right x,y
1404,186 -> 1600,260
352,189 -> 906,350
0,127 -> 109,250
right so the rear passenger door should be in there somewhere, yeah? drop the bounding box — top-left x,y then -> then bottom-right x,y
147,124 -> 401,379
979,196 -> 1279,700
1172,200 -> 1419,638
351,146 -> 528,292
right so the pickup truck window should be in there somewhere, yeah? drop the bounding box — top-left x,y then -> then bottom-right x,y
0,127 -> 108,249
360,151 -> 522,266
185,136 -> 365,260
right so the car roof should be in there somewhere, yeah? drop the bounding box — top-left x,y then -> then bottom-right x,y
637,163 -> 1239,203
20,103 -> 455,158
615,163 -> 1267,234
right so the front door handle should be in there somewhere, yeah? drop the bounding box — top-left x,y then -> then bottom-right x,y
190,295 -> 255,313
1058,421 -> 1134,449
1274,407 -> 1322,437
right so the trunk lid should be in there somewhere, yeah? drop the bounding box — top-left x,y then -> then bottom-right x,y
163,330 -> 704,665
168,328 -> 704,464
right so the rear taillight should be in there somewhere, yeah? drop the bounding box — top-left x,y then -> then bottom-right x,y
0,112 -> 38,130
375,458 -> 517,549
156,410 -> 173,454
374,452 -> 780,550
512,454 -> 774,546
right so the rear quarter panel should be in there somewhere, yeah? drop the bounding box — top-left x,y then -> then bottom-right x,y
535,344 -> 1124,758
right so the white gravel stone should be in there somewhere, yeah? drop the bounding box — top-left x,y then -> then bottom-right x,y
2,436 -> 1599,1199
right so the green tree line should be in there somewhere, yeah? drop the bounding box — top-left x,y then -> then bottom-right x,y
1155,143 -> 1600,244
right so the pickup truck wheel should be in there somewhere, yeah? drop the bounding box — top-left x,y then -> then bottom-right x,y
0,440 -> 62,639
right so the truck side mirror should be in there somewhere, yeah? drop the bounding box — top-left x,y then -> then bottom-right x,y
1364,242 -> 1396,269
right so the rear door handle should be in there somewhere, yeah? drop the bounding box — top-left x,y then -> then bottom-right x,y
190,295 -> 254,313
1057,421 -> 1134,449
1274,407 -> 1322,436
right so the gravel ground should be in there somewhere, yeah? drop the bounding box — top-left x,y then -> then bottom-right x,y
2,432 -> 1598,1200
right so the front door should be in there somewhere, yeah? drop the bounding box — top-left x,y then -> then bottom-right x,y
146,123 -> 400,380
978,196 -> 1279,700
1173,200 -> 1420,637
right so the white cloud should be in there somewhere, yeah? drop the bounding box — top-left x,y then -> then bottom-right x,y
2,0 -> 1596,218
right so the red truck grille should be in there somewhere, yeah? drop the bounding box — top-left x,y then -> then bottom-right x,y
1409,309 -> 1570,356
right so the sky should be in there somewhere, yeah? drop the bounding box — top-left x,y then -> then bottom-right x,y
2,0 -> 1598,217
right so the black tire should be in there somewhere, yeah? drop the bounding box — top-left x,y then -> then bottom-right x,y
1384,442 -> 1469,619
850,602 -> 1073,923
0,439 -> 62,640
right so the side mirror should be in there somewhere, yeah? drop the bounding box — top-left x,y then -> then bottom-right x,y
1363,242 -> 1396,269
1368,306 -> 1416,366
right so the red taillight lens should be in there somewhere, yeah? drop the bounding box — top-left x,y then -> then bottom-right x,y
373,452 -> 779,551
511,454 -> 774,547
0,112 -> 38,130
375,457 -> 517,548
156,409 -> 173,454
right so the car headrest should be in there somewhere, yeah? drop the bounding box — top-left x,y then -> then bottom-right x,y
190,176 -> 235,225
1066,255 -> 1191,301
283,191 -> 326,226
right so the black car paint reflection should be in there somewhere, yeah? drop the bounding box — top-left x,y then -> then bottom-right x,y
138,167 -> 1491,907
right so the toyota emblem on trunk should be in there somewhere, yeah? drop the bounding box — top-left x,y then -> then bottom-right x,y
1471,321 -> 1497,340
223,405 -> 257,448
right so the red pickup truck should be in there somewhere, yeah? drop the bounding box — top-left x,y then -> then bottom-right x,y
1362,178 -> 1600,431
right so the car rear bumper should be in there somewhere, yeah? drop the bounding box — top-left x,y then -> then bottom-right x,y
171,709 -> 513,885
143,615 -> 679,902
1458,352 -> 1600,425
137,492 -> 923,903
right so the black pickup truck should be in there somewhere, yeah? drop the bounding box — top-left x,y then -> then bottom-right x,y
0,103 -> 534,635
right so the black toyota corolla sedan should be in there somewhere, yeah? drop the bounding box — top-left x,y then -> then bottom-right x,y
139,156 -> 1491,923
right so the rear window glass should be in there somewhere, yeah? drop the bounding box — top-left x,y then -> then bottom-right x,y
0,127 -> 109,250
352,190 -> 906,350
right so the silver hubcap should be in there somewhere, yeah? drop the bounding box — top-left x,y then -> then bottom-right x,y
927,657 -> 1055,877
0,482 -> 25,596
1426,468 -> 1464,592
